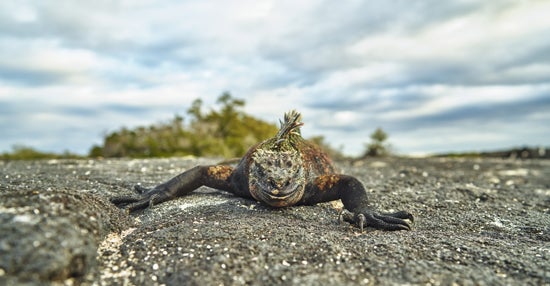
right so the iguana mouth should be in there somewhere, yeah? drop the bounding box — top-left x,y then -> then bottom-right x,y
266,193 -> 294,200
257,187 -> 304,207
249,178 -> 305,207
259,179 -> 302,196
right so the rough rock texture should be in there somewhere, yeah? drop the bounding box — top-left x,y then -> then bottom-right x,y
0,157 -> 549,285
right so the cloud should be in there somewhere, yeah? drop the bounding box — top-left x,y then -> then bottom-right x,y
0,0 -> 549,156
0,38 -> 106,86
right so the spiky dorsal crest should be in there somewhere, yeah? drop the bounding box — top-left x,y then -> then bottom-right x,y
276,110 -> 303,144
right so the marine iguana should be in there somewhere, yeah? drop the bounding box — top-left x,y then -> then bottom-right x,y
111,110 -> 413,231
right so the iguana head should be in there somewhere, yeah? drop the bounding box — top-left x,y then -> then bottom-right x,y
248,110 -> 306,207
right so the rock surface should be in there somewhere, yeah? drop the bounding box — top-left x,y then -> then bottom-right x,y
0,157 -> 549,285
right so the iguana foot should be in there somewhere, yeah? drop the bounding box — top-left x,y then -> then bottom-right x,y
339,209 -> 413,231
110,185 -> 171,213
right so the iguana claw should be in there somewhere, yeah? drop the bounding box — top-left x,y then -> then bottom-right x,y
339,209 -> 413,231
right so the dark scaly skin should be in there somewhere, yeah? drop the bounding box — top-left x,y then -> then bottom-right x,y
111,111 -> 414,231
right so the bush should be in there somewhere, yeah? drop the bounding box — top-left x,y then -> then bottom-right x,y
364,128 -> 392,157
90,92 -> 279,158
1,145 -> 81,160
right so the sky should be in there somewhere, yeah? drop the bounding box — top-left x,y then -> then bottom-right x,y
1,0 -> 549,157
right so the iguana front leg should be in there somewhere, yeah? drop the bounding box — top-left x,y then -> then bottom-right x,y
111,165 -> 235,213
300,174 -> 414,231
